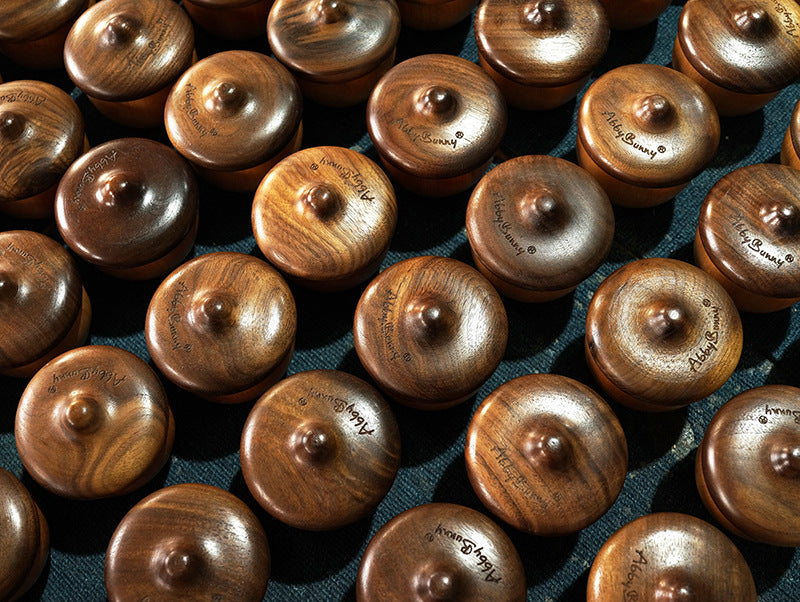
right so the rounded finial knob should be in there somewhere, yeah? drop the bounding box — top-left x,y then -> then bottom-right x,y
653,571 -> 695,602
635,94 -> 675,130
760,201 -> 800,235
771,443 -> 800,476
157,544 -> 201,586
523,0 -> 563,29
0,111 -> 26,140
206,82 -> 247,115
644,301 -> 689,343
0,272 -> 19,302
415,564 -> 461,601
518,191 -> 565,231
293,424 -> 334,465
103,15 -> 139,45
733,6 -> 773,37
63,396 -> 102,434
417,86 -> 457,118
406,297 -> 456,344
315,0 -> 348,23
96,173 -> 141,207
300,185 -> 340,219
190,294 -> 235,332
523,426 -> 571,470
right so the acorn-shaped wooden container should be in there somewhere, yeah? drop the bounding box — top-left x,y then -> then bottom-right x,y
267,0 -> 400,107
577,63 -> 719,208
252,146 -> 397,291
585,258 -> 743,411
55,138 -> 199,280
165,50 -> 303,192
367,54 -> 507,197
781,98 -> 800,170
0,231 -> 91,379
474,0 -> 610,110
64,0 -> 196,128
0,80 -> 87,219
597,0 -> 671,30
466,155 -> 614,302
695,163 -> 800,313
673,0 -> 800,117
395,0 -> 478,31
182,0 -> 273,40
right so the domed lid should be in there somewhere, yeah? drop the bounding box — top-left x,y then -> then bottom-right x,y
165,51 -> 302,172
475,0 -> 610,87
578,63 -> 719,188
585,258 -> 743,410
252,146 -> 397,289
55,138 -> 199,270
0,231 -> 84,372
677,0 -> 800,94
698,163 -> 800,300
0,0 -> 87,41
367,54 -> 507,180
353,255 -> 508,409
105,483 -> 270,601
15,345 -> 174,499
699,385 -> 800,546
790,99 -> 800,158
145,252 -> 297,400
64,0 -> 195,101
466,155 -> 614,292
240,369 -> 401,530
465,373 -> 627,535
357,503 -> 527,601
267,0 -> 400,82
587,513 -> 757,602
0,80 -> 85,203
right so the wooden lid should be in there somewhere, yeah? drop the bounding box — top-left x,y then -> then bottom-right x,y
64,0 -> 195,101
585,258 -> 743,410
465,373 -> 627,535
0,231 -> 84,373
252,146 -> 397,289
105,483 -> 270,601
698,385 -> 800,546
577,63 -> 719,188
15,345 -> 174,499
698,163 -> 800,300
357,503 -> 527,601
677,0 -> 800,95
475,0 -> 610,87
0,0 -> 87,41
587,513 -> 757,602
267,0 -> 400,83
55,138 -> 199,271
240,369 -> 401,530
145,252 -> 297,401
353,255 -> 508,409
367,54 -> 507,180
0,80 -> 85,203
466,155 -> 614,293
165,51 -> 302,172
791,99 -> 800,158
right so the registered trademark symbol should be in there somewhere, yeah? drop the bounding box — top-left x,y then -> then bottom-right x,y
702,299 -> 711,307
759,415 -> 768,424
310,163 -> 319,170
455,131 -> 464,138
787,254 -> 794,263
527,246 -> 536,254
403,353 -> 412,362
657,145 -> 666,153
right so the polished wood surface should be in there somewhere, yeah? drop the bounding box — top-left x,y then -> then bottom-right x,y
183,0 -> 273,40
597,0 -> 671,30
396,0 -> 478,30
781,98 -> 800,169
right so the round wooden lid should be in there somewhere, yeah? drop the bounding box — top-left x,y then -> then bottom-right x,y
465,373 -> 627,535
105,483 -> 270,602
466,155 -> 614,293
145,252 -> 297,401
357,503 -> 527,601
267,0 -> 400,83
367,54 -> 507,181
353,255 -> 508,409
790,99 -> 800,159
0,80 -> 85,203
252,146 -> 397,289
475,0 -> 610,87
699,163 -> 800,300
165,50 -> 302,172
585,258 -> 743,410
587,513 -> 757,602
0,0 -> 87,42
698,385 -> 800,546
577,63 -> 719,188
64,0 -> 195,101
240,369 -> 401,530
677,0 -> 800,95
55,138 -> 199,271
0,468 -> 49,601
0,231 -> 84,373
15,345 -> 174,499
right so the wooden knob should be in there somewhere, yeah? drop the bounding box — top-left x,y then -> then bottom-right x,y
367,54 -> 507,197
466,155 -> 614,302
585,258 -> 743,411
181,0 -> 273,40
597,0 -> 671,30
357,503 -> 526,601
105,483 -> 270,601
587,513 -> 756,602
252,146 -> 398,291
145,252 -> 297,404
395,0 -> 478,31
15,345 -> 174,499
55,138 -> 199,281
465,373 -> 627,535
354,255 -> 508,409
577,63 -> 719,208
696,385 -> 800,546
695,163 -> 800,312
240,369 -> 401,530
